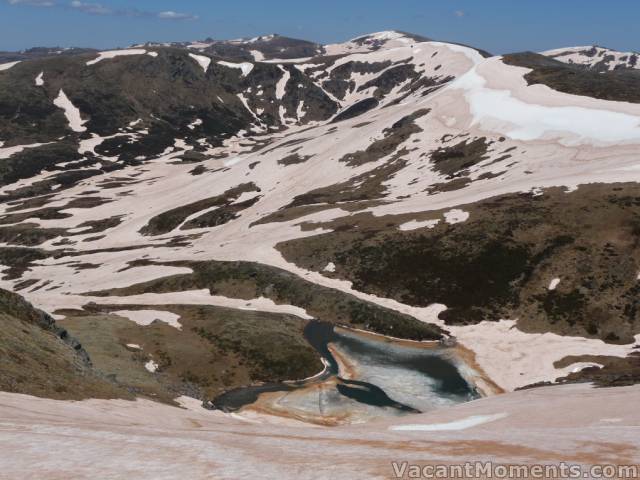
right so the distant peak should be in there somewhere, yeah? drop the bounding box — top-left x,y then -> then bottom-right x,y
350,30 -> 430,43
541,45 -> 639,71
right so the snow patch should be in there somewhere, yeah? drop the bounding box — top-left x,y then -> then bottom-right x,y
113,310 -> 182,330
250,50 -> 265,61
275,66 -> 290,100
86,49 -> 148,66
218,61 -> 254,77
452,63 -> 640,146
145,360 -> 159,373
53,90 -> 87,132
296,101 -> 306,120
542,46 -> 640,71
399,219 -> 440,231
443,209 -> 469,224
548,278 -> 561,291
0,143 -> 49,160
323,262 -> 336,273
188,118 -> 203,130
0,61 -> 20,71
35,72 -> 44,86
391,413 -> 508,432
189,53 -> 212,73
569,362 -> 603,373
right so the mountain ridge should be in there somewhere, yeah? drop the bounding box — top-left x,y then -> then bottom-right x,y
0,28 -> 639,412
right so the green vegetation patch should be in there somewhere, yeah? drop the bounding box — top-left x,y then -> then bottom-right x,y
277,183 -> 640,343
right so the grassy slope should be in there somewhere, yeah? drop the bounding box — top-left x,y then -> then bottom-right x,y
87,260 -> 445,341
59,304 -> 323,401
277,183 -> 640,344
0,288 -> 128,400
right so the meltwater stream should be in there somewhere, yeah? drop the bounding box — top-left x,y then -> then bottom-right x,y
209,321 -> 479,423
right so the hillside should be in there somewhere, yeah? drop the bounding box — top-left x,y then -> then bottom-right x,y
541,45 -> 639,71
0,29 -> 639,415
0,287 -> 126,399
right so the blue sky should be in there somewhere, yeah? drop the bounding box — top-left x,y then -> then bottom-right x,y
1,0 -> 638,54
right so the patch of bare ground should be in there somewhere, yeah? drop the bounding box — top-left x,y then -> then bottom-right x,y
552,353 -> 640,387
253,148 -> 413,226
277,183 -> 640,344
0,288 -> 128,400
85,259 -> 445,341
503,52 -> 640,103
60,304 -> 322,401
277,153 -> 313,166
139,182 -> 260,235
339,108 -> 430,167
252,110 -> 433,226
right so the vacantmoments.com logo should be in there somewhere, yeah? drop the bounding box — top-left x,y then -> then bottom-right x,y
390,461 -> 640,479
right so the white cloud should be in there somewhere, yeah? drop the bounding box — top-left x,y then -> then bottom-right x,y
70,0 -> 110,15
8,0 -> 198,20
7,0 -> 55,6
454,10 -> 465,17
157,10 -> 198,21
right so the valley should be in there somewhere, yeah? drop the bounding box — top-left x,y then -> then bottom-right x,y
0,27 -> 639,478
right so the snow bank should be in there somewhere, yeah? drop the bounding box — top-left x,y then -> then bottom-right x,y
218,61 -> 254,77
453,63 -> 640,146
189,53 -> 211,73
86,49 -> 148,66
113,310 -> 182,330
0,143 -> 48,160
443,209 -> 469,224
275,66 -> 290,100
399,219 -> 440,231
53,90 -> 87,132
0,61 -> 20,71
145,360 -> 158,372
390,413 -> 508,431
323,262 -> 336,273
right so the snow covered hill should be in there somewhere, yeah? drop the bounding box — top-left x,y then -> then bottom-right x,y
542,45 -> 639,71
0,30 -> 639,418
